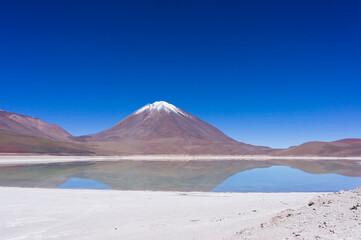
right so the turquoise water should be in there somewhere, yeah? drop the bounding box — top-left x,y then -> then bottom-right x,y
0,160 -> 360,192
58,177 -> 111,190
212,166 -> 361,192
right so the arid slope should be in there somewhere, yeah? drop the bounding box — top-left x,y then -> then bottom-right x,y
0,130 -> 93,154
0,110 -> 71,141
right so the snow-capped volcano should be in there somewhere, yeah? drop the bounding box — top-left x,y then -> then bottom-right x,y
135,101 -> 187,116
79,101 -> 270,154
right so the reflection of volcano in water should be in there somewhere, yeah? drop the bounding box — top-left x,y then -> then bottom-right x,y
0,160 -> 360,192
0,161 -> 268,191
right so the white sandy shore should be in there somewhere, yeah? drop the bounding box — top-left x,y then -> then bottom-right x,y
0,154 -> 361,165
0,187 -> 318,240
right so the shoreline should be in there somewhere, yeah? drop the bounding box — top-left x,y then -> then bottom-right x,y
0,154 -> 361,165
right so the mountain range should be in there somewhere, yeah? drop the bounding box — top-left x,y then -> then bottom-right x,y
0,102 -> 360,156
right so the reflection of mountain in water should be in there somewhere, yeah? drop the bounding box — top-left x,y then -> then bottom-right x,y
271,160 -> 361,177
212,166 -> 361,192
0,161 -> 268,191
0,160 -> 360,191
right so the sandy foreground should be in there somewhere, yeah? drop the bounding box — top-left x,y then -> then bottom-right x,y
0,187 -> 317,240
0,187 -> 361,240
1,188 -> 360,240
0,154 -> 361,165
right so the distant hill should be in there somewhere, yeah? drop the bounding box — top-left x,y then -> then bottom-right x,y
333,138 -> 361,144
271,139 -> 361,157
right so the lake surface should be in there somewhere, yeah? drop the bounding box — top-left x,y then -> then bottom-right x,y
0,159 -> 360,192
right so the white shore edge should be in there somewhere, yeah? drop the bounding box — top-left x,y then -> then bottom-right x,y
0,187 -> 320,240
0,154 -> 361,165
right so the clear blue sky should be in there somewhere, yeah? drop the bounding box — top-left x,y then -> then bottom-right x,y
1,0 -> 361,148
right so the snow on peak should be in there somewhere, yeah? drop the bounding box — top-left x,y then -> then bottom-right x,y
135,101 -> 187,116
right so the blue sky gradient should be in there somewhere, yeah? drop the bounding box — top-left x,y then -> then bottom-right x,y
1,0 -> 361,148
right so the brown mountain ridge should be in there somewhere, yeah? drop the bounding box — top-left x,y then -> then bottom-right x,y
0,109 -> 71,141
0,102 -> 360,156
